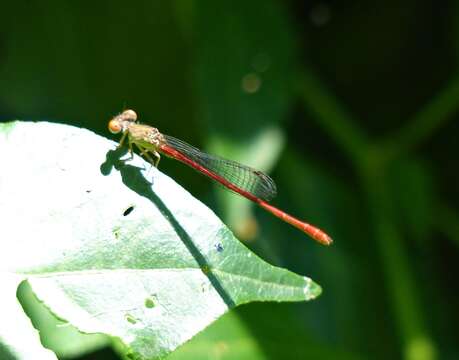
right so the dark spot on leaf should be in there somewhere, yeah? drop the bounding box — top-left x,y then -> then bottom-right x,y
113,226 -> 121,239
201,282 -> 210,292
202,265 -> 211,274
86,190 -> 92,193
125,314 -> 137,324
123,206 -> 135,216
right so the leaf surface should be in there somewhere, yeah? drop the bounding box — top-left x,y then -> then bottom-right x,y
0,121 -> 320,359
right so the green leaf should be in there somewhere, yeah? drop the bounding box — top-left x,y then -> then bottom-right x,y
169,303 -> 366,360
193,0 -> 297,237
0,121 -> 321,359
194,0 -> 297,136
0,2 -> 192,136
17,282 -> 108,358
0,274 -> 57,360
145,310 -> 267,360
388,157 -> 434,244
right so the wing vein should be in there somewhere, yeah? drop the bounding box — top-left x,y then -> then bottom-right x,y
163,135 -> 277,201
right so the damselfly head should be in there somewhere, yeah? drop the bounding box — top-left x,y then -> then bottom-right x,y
108,109 -> 138,134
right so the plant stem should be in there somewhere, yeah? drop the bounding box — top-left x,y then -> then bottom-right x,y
434,204 -> 459,248
360,161 -> 437,360
296,70 -> 438,359
297,71 -> 369,164
384,76 -> 459,158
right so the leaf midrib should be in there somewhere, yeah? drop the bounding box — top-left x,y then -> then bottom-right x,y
20,268 -> 309,293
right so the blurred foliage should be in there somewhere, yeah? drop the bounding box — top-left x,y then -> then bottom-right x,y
1,0 -> 458,359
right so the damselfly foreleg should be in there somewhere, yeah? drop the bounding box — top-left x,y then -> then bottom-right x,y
134,143 -> 161,167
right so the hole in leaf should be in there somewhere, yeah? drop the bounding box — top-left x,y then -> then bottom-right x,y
125,314 -> 137,324
123,206 -> 135,216
145,296 -> 155,308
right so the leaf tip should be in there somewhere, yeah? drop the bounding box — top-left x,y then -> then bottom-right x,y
303,276 -> 322,300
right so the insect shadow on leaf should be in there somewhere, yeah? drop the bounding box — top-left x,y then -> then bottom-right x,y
101,148 -> 236,308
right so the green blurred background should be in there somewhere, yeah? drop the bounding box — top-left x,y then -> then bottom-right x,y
1,1 -> 458,359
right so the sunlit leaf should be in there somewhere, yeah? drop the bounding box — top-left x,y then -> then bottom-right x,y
0,274 -> 57,360
0,121 -> 321,359
17,282 -> 108,359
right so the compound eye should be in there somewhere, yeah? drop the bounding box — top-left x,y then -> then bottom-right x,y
122,109 -> 137,121
108,119 -> 122,134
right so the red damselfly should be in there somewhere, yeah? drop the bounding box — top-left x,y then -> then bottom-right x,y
108,109 -> 333,245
